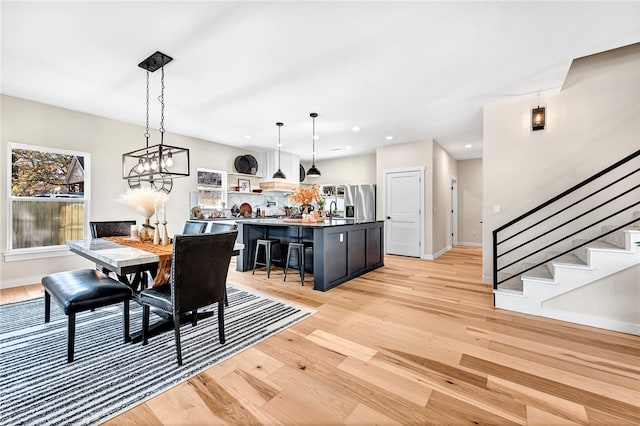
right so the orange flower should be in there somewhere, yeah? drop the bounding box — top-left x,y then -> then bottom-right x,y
288,184 -> 321,205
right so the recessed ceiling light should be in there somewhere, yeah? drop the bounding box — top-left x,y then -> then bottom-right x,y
386,135 -> 393,140
313,135 -> 320,140
465,144 -> 472,149
277,143 -> 282,147
345,146 -> 351,150
331,148 -> 342,152
351,126 -> 360,132
244,135 -> 251,139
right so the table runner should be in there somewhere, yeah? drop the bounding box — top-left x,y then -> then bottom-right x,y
103,236 -> 172,287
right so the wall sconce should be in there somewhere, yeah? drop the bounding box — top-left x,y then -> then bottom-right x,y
532,106 -> 545,131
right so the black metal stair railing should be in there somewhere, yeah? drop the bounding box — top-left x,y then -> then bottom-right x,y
492,149 -> 640,292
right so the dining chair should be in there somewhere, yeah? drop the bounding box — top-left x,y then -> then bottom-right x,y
90,220 -> 137,238
207,223 -> 237,234
182,220 -> 207,234
139,231 -> 238,365
89,220 -> 138,280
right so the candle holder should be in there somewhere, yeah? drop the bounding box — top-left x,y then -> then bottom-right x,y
153,219 -> 160,245
162,221 -> 170,245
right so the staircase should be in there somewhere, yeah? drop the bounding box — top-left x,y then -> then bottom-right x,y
492,150 -> 640,335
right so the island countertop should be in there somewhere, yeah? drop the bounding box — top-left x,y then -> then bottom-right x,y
236,218 -> 382,227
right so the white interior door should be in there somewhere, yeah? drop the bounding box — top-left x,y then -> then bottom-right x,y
385,169 -> 422,257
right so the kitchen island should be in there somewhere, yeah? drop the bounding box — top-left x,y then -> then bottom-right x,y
236,218 -> 384,291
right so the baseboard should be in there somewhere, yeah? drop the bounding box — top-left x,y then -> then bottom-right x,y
422,245 -> 451,261
542,308 -> 640,336
458,242 -> 482,247
1,276 -> 43,290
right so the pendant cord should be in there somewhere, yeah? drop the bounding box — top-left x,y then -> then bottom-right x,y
312,115 -> 316,165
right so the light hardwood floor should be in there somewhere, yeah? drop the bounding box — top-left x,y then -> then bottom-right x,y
2,247 -> 639,425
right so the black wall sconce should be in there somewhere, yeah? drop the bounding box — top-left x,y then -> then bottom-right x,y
532,106 -> 546,131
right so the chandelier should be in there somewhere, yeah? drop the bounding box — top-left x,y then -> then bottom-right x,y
122,51 -> 190,193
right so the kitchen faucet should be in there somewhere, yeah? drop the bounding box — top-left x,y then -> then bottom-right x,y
328,200 -> 337,222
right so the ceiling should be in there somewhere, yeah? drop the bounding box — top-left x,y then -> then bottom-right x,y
2,2 -> 639,162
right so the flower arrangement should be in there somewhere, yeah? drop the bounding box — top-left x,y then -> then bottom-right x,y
288,184 -> 321,205
118,187 -> 169,219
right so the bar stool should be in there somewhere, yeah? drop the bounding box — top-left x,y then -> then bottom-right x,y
252,238 -> 282,278
284,241 -> 313,286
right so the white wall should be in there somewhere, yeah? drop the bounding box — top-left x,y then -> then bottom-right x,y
1,95 -> 255,288
543,265 -> 640,328
457,159 -> 483,246
300,154 -> 376,185
376,140 -> 434,257
482,43 -> 640,282
432,141 -> 457,256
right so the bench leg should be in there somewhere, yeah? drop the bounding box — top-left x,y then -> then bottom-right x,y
123,299 -> 131,343
67,313 -> 75,363
45,291 -> 51,323
142,305 -> 150,345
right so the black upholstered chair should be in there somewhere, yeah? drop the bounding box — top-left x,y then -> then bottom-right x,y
89,220 -> 138,282
182,220 -> 207,234
139,231 -> 238,365
90,220 -> 137,238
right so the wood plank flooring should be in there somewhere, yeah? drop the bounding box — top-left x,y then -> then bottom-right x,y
2,246 -> 639,425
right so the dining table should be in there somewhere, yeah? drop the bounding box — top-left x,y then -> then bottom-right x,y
66,236 -> 244,341
66,236 -> 244,291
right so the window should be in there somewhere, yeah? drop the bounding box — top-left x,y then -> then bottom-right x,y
7,143 -> 90,257
196,168 -> 227,208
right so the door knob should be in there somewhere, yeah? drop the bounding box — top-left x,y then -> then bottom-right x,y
386,216 -> 391,220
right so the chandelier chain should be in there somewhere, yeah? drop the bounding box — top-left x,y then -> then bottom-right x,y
159,66 -> 165,135
144,71 -> 150,143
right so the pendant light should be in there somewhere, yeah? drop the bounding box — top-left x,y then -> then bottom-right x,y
272,122 -> 287,180
122,51 -> 190,193
306,112 -> 321,178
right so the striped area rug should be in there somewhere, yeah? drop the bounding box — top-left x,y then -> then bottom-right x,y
0,285 -> 314,425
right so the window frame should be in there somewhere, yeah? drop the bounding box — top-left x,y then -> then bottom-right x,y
5,142 -> 91,262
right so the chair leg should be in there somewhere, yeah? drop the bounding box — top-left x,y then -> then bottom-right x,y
300,247 -> 305,286
142,305 -> 150,345
173,314 -> 183,365
217,301 -> 226,344
252,243 -> 261,275
284,245 -> 291,282
266,243 -> 272,278
224,287 -> 229,307
44,291 -> 51,323
123,299 -> 131,343
192,309 -> 197,326
67,313 -> 75,363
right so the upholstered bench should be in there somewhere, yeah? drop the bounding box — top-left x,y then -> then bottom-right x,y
42,269 -> 133,362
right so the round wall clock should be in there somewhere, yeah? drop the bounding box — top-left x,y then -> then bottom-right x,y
127,167 -> 173,194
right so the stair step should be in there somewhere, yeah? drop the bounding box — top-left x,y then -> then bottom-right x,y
522,264 -> 553,281
552,253 -> 586,267
587,240 -> 627,251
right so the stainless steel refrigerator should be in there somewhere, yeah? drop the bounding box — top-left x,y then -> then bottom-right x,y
344,184 -> 376,221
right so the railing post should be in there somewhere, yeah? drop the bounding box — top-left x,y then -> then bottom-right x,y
492,229 -> 498,291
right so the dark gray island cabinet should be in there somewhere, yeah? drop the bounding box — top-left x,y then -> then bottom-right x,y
236,219 -> 384,291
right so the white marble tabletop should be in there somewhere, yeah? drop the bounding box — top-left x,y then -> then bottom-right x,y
66,238 -> 160,270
